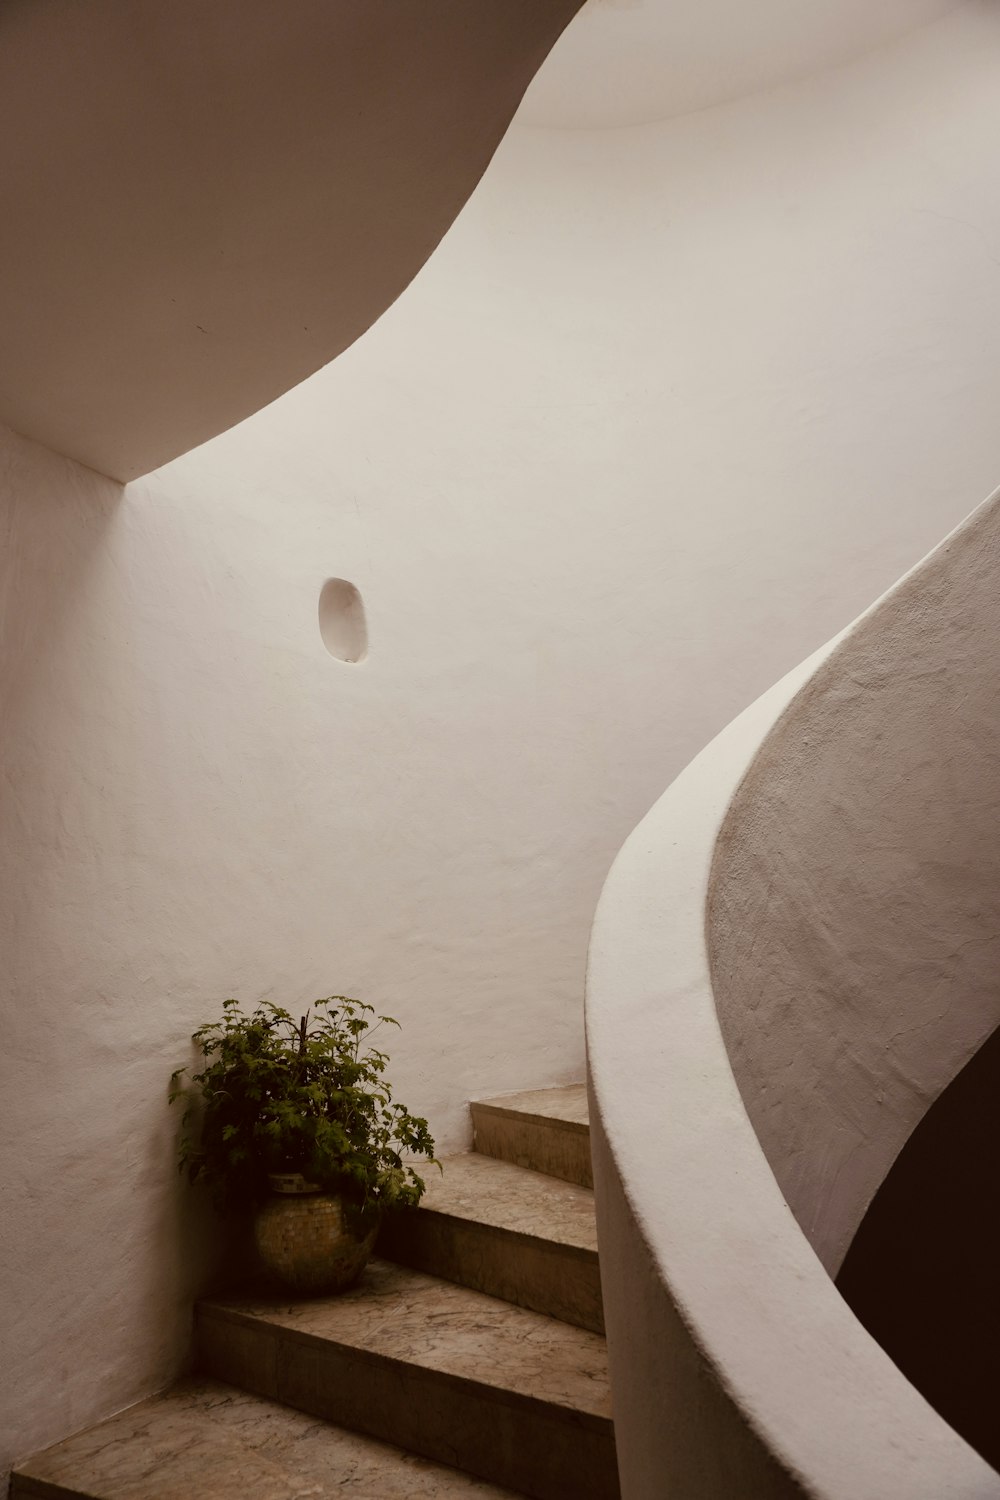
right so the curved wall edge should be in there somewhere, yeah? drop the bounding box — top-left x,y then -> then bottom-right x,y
710,488 -> 1000,1274
586,489 -> 1000,1497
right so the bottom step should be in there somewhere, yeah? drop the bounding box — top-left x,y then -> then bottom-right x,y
197,1259 -> 617,1500
12,1377 -> 525,1499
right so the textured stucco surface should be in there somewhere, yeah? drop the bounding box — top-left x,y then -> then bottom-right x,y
587,628 -> 1000,1498
710,493 -> 1000,1275
8,2 -> 1000,1485
590,1115 -> 803,1500
0,434 -> 218,1481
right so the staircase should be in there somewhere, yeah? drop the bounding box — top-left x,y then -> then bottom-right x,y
11,1086 -> 618,1500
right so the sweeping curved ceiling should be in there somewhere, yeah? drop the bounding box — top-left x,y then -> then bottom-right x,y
518,0 -> 960,128
0,0 -> 581,481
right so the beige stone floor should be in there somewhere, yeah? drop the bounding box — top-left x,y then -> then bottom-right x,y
13,1377 -> 527,1500
207,1259 -> 611,1422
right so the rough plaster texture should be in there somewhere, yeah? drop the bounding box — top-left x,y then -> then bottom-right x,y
711,493 -> 1000,1276
381,0 -> 1000,797
589,1120 -> 801,1500
587,533 -> 1000,1495
8,1 -> 1000,1486
0,434 -> 218,1483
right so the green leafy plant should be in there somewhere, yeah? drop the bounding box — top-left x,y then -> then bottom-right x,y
170,995 -> 437,1219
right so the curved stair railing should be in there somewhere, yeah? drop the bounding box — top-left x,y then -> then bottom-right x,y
586,488 -> 1000,1499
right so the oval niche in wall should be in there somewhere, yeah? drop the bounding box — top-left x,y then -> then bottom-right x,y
318,578 -> 368,663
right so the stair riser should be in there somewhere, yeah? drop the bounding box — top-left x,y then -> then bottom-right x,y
12,1478 -> 76,1498
471,1109 -> 593,1189
197,1308 -> 618,1500
379,1212 -> 604,1334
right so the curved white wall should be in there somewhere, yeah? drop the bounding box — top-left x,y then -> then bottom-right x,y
711,494 -> 1000,1275
587,516 -> 1000,1491
520,0 -> 956,126
7,0 -> 1000,1482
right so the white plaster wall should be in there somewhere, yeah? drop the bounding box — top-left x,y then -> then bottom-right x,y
710,490 -> 1000,1277
7,0 -> 1000,1480
1,433 -> 216,1479
586,623 -> 1000,1498
519,0 -> 956,126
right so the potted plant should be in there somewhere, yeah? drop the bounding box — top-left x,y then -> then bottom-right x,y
170,994 -> 437,1294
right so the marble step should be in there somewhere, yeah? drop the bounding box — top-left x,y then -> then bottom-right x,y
378,1151 -> 603,1333
196,1259 -> 619,1500
470,1084 -> 592,1189
11,1376 -> 526,1499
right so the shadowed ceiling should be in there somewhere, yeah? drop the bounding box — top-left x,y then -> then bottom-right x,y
0,0 -> 581,481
